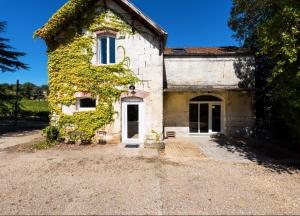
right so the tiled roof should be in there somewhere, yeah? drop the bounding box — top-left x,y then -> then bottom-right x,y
164,46 -> 251,56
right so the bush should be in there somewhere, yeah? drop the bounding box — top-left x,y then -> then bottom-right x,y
33,141 -> 53,150
43,126 -> 60,144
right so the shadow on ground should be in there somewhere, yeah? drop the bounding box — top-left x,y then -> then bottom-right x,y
0,120 -> 48,136
211,134 -> 300,174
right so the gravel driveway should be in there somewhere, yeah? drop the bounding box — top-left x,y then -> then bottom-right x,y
0,130 -> 43,150
0,144 -> 300,215
190,137 -> 252,163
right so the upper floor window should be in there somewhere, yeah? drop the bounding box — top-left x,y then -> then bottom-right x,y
98,36 -> 116,65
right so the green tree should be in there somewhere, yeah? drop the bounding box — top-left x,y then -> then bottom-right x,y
229,0 -> 300,145
20,82 -> 36,99
40,84 -> 49,97
32,86 -> 44,100
0,21 -> 28,72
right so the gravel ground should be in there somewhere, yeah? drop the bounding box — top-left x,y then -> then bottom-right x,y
190,137 -> 253,163
0,130 -> 43,150
0,144 -> 300,215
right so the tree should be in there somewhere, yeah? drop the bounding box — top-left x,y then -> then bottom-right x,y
0,21 -> 28,72
20,82 -> 36,99
40,84 -> 49,95
229,0 -> 300,145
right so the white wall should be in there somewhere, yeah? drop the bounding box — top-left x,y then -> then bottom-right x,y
164,56 -> 255,89
62,0 -> 164,143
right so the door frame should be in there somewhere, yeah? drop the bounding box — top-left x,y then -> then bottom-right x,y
121,99 -> 144,144
189,101 -> 224,135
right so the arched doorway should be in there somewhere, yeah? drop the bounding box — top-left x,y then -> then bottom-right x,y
189,95 -> 223,134
121,97 -> 144,144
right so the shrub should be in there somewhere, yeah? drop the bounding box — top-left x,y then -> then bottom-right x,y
33,141 -> 53,150
43,125 -> 60,144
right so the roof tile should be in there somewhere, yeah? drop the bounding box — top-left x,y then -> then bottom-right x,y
164,47 -> 251,56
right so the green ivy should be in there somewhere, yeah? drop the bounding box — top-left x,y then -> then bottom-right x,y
34,0 -> 96,40
38,5 -> 138,141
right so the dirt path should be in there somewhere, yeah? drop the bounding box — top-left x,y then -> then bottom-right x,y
0,130 -> 43,150
163,138 -> 205,159
0,145 -> 299,215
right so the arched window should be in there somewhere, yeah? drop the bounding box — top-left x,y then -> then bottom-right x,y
190,95 -> 222,102
189,95 -> 223,134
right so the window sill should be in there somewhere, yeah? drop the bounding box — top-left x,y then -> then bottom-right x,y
94,63 -> 117,66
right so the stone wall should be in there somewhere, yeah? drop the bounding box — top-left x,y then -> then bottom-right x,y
62,0 -> 164,143
163,91 -> 255,137
164,56 -> 255,89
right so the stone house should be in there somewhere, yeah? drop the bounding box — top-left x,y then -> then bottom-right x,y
36,0 -> 255,145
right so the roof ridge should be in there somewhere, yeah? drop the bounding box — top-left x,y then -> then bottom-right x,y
34,0 -> 167,41
164,47 -> 252,56
165,46 -> 245,49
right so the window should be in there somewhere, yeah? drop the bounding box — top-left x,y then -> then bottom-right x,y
189,95 -> 223,133
80,98 -> 96,108
190,95 -> 222,102
77,98 -> 96,111
98,36 -> 116,65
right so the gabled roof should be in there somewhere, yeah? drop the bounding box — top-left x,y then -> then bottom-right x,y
164,47 -> 252,57
34,0 -> 167,41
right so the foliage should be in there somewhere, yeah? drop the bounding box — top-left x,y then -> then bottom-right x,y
0,82 -> 48,100
0,84 -> 16,117
19,82 -> 49,100
257,3 -> 300,142
0,21 -> 28,72
257,4 -> 300,81
34,0 -> 96,40
0,82 -> 49,120
229,0 -> 300,145
19,99 -> 49,120
0,97 -> 49,120
36,4 -> 138,142
33,140 -> 56,150
20,99 -> 49,112
43,125 -> 60,144
229,0 -> 277,47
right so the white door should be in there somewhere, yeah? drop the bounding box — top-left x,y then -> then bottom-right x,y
122,100 -> 144,144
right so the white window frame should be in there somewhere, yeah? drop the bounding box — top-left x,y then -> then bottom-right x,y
121,98 -> 144,144
76,97 -> 97,112
97,35 -> 116,65
189,101 -> 224,135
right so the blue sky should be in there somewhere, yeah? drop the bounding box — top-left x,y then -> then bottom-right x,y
0,0 -> 238,85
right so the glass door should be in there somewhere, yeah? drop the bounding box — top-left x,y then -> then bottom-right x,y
122,100 -> 144,144
189,102 -> 222,134
200,104 -> 209,133
211,104 -> 221,132
189,104 -> 199,133
189,103 -> 209,133
127,104 -> 139,139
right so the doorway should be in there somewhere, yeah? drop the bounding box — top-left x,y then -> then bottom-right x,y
122,98 -> 144,144
189,95 -> 223,134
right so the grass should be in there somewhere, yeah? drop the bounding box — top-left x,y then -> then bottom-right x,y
19,99 -> 50,120
33,141 -> 56,150
20,99 -> 49,112
0,99 -> 50,119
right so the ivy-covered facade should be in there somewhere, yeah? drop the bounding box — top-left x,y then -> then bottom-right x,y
36,0 -> 255,145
